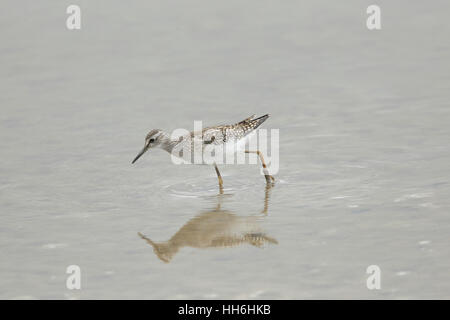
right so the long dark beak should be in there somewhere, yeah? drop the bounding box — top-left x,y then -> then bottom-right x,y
132,146 -> 148,164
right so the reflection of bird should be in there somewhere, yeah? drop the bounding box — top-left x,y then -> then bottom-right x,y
138,185 -> 276,263
131,114 -> 274,192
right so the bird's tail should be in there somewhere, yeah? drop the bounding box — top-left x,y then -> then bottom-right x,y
251,114 -> 269,128
238,114 -> 269,131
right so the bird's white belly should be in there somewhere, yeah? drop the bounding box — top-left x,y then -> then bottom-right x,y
224,134 -> 249,154
170,133 -> 254,165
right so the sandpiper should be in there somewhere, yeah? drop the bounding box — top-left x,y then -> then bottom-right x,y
131,114 -> 275,190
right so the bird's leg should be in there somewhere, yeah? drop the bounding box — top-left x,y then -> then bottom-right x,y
262,183 -> 272,215
214,163 -> 224,194
245,150 -> 275,185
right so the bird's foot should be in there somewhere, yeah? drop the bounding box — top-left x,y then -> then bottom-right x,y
265,175 -> 275,185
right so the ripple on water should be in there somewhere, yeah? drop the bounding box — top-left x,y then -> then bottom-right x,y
162,176 -> 280,199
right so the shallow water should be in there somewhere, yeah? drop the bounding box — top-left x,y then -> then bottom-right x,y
1,1 -> 450,299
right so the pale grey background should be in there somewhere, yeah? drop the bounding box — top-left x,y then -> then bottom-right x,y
1,1 -> 449,299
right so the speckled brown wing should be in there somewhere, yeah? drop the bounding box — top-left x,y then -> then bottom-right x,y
198,114 -> 269,145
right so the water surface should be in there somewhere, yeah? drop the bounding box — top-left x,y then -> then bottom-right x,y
1,1 -> 450,299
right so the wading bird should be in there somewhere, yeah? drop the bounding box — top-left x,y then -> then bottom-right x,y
131,114 -> 274,191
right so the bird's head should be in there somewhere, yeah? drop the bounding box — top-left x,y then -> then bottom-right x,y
138,232 -> 177,263
132,129 -> 164,164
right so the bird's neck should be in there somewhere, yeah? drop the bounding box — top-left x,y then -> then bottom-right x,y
158,131 -> 178,154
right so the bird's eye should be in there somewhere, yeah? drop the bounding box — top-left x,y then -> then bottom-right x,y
149,138 -> 155,143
